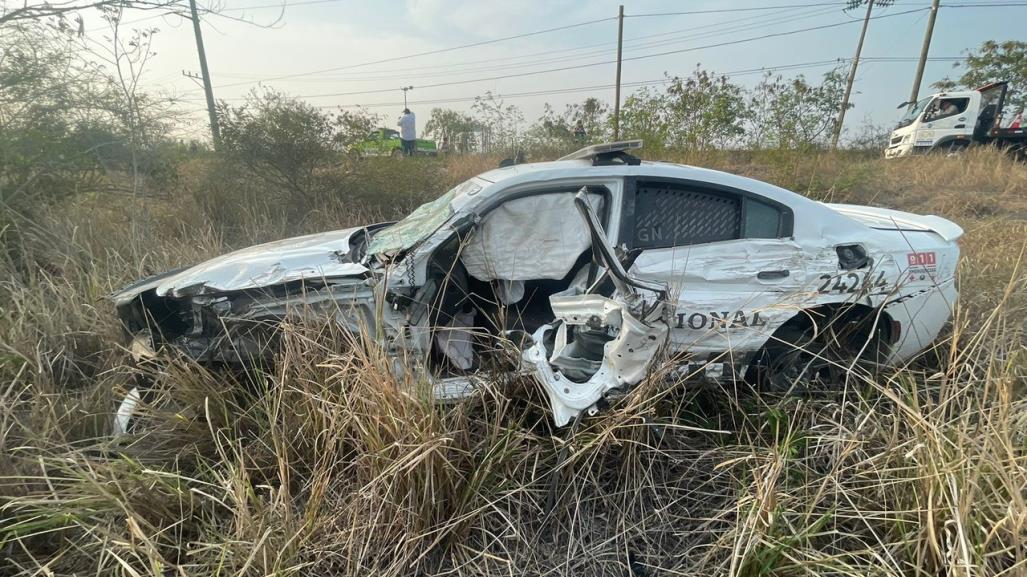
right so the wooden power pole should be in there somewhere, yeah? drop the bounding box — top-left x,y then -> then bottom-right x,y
908,0 -> 941,109
613,5 -> 624,140
831,0 -> 875,150
189,0 -> 221,147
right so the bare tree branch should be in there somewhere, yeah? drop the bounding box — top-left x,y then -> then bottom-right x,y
0,1 -> 186,27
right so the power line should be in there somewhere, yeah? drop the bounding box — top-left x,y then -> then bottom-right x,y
203,6 -> 931,101
325,57 -> 961,109
195,4 -> 839,88
201,5 -> 844,86
624,2 -> 851,17
177,56 -> 961,111
180,60 -> 846,111
209,16 -> 617,89
219,0 -> 347,11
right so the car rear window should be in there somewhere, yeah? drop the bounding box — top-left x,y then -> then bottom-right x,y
631,183 -> 742,249
629,181 -> 788,249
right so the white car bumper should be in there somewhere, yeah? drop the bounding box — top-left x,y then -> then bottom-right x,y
885,278 -> 958,363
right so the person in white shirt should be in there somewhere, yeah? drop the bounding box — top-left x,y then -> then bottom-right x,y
397,109 -> 416,156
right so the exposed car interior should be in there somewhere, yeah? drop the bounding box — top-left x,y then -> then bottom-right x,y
420,188 -> 608,374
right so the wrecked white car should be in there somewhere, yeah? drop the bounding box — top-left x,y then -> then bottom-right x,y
111,141 -> 961,431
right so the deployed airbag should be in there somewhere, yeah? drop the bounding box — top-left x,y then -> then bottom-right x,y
461,193 -> 603,282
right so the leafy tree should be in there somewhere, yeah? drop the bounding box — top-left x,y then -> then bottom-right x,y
934,40 -> 1027,111
523,98 -> 610,155
470,91 -> 523,153
333,107 -> 380,148
423,107 -> 477,151
1,20 -> 140,212
617,68 -> 746,150
617,86 -> 672,150
217,88 -> 339,201
745,67 -> 848,149
663,67 -> 746,149
563,97 -> 610,142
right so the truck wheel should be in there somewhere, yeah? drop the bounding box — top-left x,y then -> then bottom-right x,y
937,141 -> 968,157
391,148 -> 403,158
1008,144 -> 1026,163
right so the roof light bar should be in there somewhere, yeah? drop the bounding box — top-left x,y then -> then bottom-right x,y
559,140 -> 643,161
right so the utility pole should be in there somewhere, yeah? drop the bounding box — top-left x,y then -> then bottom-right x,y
831,0 -> 874,150
189,0 -> 220,147
613,5 -> 624,140
401,85 -> 413,108
908,0 -> 940,109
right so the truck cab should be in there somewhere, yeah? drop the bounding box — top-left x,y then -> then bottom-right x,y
885,82 -> 1011,158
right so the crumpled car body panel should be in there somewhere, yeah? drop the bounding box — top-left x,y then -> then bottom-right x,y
524,294 -> 669,426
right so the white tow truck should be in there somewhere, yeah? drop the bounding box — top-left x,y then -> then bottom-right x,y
885,81 -> 1026,160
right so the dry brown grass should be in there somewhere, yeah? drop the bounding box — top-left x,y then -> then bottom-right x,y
1,149 -> 1025,576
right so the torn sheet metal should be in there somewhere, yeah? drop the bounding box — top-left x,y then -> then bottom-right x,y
523,293 -> 669,427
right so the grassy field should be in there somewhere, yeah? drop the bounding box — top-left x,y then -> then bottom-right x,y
1,148 -> 1025,576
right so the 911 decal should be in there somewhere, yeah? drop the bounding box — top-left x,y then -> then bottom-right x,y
816,270 -> 889,294
906,251 -> 937,282
907,251 -> 936,267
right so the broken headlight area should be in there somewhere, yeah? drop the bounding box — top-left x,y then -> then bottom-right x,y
116,279 -> 379,365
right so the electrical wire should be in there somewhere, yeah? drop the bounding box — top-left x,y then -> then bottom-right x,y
209,5 -> 827,80
209,16 -> 617,88
201,6 -> 931,101
175,56 -> 962,111
205,5 -> 844,85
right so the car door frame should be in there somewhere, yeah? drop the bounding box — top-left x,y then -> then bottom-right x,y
616,175 -> 805,360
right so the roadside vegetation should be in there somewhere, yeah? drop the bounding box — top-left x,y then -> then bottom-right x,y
3,11 -> 1027,577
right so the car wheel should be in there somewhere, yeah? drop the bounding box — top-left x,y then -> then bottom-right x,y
754,309 -> 887,394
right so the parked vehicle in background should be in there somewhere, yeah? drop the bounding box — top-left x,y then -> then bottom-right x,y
885,81 -> 1026,160
352,128 -> 437,157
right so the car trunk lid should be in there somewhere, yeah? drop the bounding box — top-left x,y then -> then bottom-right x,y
826,203 -> 964,242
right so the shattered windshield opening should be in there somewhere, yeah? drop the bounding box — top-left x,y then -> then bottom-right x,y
896,96 -> 933,128
367,189 -> 456,258
368,178 -> 485,257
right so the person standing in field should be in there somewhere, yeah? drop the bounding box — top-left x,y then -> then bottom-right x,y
398,108 -> 416,156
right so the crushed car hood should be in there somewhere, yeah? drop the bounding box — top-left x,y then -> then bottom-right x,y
112,227 -> 371,303
826,203 -> 964,242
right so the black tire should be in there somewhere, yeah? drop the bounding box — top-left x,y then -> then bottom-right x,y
935,140 -> 968,157
750,308 -> 889,394
1008,144 -> 1027,163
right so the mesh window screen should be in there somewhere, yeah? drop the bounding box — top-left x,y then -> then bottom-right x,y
632,183 -> 741,248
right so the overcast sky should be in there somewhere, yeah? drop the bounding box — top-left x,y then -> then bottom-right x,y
77,0 -> 1027,141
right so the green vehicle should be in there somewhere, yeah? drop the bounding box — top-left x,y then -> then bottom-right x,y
351,128 -> 437,157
